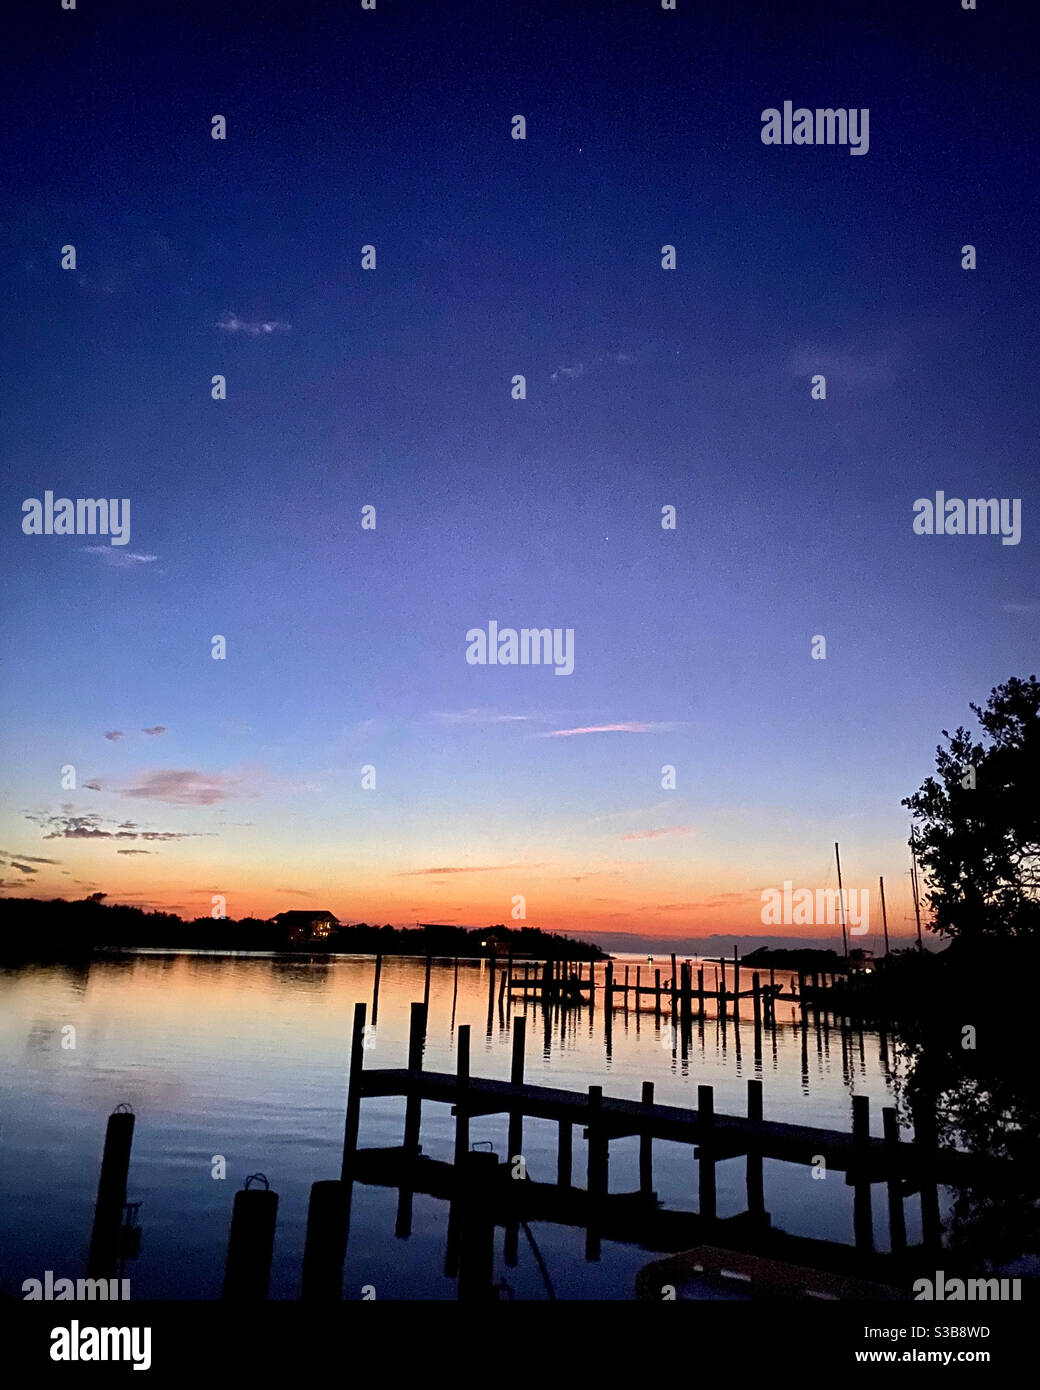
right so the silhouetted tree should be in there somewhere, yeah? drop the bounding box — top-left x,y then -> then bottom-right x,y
903,676 -> 1040,940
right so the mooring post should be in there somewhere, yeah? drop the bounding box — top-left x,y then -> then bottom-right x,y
669,953 -> 678,1017
698,1084 -> 716,1223
882,1105 -> 906,1255
341,1001 -> 368,1181
223,1174 -> 278,1301
697,967 -> 705,1019
86,1105 -> 136,1279
752,971 -> 762,1063
746,1080 -> 764,1223
635,964 -> 641,1011
423,953 -> 432,1009
654,968 -> 662,1017
372,953 -> 383,1024
403,1001 -> 427,1157
852,1094 -> 874,1252
623,964 -> 630,1012
558,1118 -> 572,1188
302,1179 -> 349,1301
604,960 -> 614,1011
639,1081 -> 654,1197
508,1016 -> 526,1165
457,1151 -> 499,1302
586,1085 -> 607,1261
733,946 -> 741,1020
453,1023 -> 471,1168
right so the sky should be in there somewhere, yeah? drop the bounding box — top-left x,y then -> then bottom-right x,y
1,0 -> 1037,951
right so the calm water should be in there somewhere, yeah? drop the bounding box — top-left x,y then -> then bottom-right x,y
0,952 -> 933,1300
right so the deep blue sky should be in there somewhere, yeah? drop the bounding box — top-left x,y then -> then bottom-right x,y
2,0 -> 1036,946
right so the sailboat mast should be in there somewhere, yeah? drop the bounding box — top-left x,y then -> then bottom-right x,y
835,841 -> 849,958
909,826 -> 924,949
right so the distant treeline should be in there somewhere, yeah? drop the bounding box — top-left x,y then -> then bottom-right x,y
740,946 -> 864,972
0,895 -> 608,961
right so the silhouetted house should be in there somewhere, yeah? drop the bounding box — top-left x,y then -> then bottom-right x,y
470,924 -> 514,957
273,910 -> 338,945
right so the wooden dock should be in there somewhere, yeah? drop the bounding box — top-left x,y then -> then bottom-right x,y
336,997 -> 1000,1286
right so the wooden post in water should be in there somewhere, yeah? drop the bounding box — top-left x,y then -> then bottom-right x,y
635,965 -> 641,1011
746,1080 -> 764,1224
341,1001 -> 367,1180
223,1174 -> 278,1301
505,1015 -> 526,1268
654,968 -> 662,1017
697,968 -> 705,1019
403,1001 -> 427,1156
639,1081 -> 654,1197
733,945 -> 741,1020
557,1119 -> 572,1189
457,1151 -> 499,1302
302,1179 -> 349,1301
752,971 -> 762,1063
453,1024 -> 471,1168
882,1105 -> 906,1255
670,953 -> 678,1018
680,962 -> 692,1030
604,960 -> 614,1011
507,1016 -> 526,1164
372,953 -> 383,1024
586,1085 -> 608,1261
623,964 -> 630,1012
86,1105 -> 136,1279
852,1094 -> 873,1252
697,1084 -> 716,1223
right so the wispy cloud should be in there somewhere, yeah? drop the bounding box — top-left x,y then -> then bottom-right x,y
9,862 -> 39,874
117,849 -> 154,855
83,779 -> 102,791
1002,602 -> 1040,615
0,853 -> 61,865
216,311 -> 291,336
82,548 -> 159,569
551,349 -> 634,385
118,770 -> 233,806
540,722 -> 685,738
431,709 -> 534,725
25,811 -> 210,842
104,731 -> 124,742
395,863 -> 541,877
143,726 -> 167,737
619,826 -> 695,841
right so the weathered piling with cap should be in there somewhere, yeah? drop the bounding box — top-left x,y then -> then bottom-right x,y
654,968 -> 662,1018
301,1179 -> 348,1300
223,1174 -> 278,1300
86,1104 -> 136,1278
456,1151 -> 499,1302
